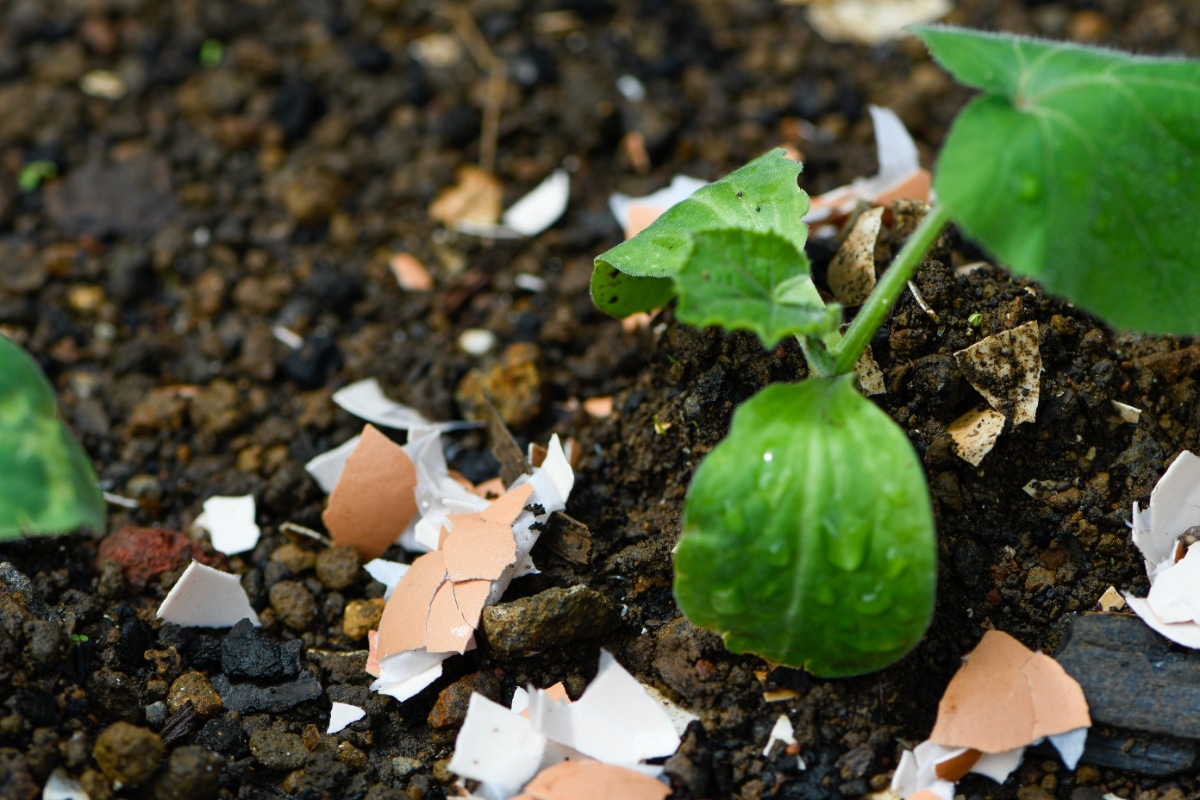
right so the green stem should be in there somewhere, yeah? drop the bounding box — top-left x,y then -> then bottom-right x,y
830,203 -> 951,375
800,335 -> 836,378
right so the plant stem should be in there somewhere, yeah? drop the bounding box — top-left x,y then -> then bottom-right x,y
800,335 -> 836,378
830,203 -> 951,375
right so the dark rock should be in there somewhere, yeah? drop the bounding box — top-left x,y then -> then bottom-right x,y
267,580 -> 317,631
210,670 -> 322,714
654,617 -> 721,700
427,672 -> 501,729
92,722 -> 165,789
0,563 -> 54,620
194,715 -> 247,757
23,618 -> 67,668
283,334 -> 342,389
87,668 -> 142,724
221,618 -> 302,681
151,745 -> 222,800
1065,726 -> 1198,777
115,605 -> 152,672
482,585 -> 620,654
538,512 -> 594,565
248,730 -> 308,770
44,153 -> 176,238
315,545 -> 361,591
270,81 -> 325,142
0,749 -> 38,800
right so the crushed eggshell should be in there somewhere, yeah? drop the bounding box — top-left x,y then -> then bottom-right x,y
520,761 -> 670,800
929,630 -> 1090,756
639,683 -> 701,736
333,378 -> 473,432
370,647 -> 446,702
762,715 -> 797,757
450,693 -> 551,800
799,0 -> 952,45
327,702 -> 367,734
304,435 -> 360,493
1098,585 -> 1126,612
157,561 -> 260,628
805,107 -> 928,229
954,321 -> 1041,425
501,169 -> 570,237
364,558 -> 409,600
855,346 -> 886,396
608,175 -> 708,240
430,165 -> 503,229
322,424 -> 419,560
1110,400 -> 1142,424
193,494 -> 260,555
947,407 -> 1006,467
827,206 -> 883,306
583,396 -> 614,418
43,767 -> 87,800
403,428 -> 492,553
389,253 -> 435,291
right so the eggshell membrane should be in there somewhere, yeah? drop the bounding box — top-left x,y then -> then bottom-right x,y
929,630 -> 1090,753
322,424 -> 419,560
521,761 -> 670,800
376,552 -> 447,658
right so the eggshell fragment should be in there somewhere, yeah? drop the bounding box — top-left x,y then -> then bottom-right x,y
1097,585 -> 1125,612
522,761 -> 670,800
333,378 -> 473,432
327,702 -> 366,734
608,175 -> 708,240
929,630 -> 1090,754
762,715 -> 796,756
157,561 -> 260,628
448,693 -> 547,800
947,408 -> 1006,467
390,253 -> 435,291
322,424 -> 419,560
855,346 -> 886,396
430,165 -> 503,228
501,169 -> 570,237
954,321 -> 1041,425
304,435 -> 360,493
193,494 -> 260,555
800,0 -> 952,45
828,206 -> 883,306
426,579 -> 477,654
377,552 -> 448,657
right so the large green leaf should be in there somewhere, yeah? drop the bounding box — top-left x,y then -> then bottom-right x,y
912,24 -> 1200,334
675,377 -> 936,677
0,335 -> 105,538
675,229 -> 839,349
592,149 -> 809,317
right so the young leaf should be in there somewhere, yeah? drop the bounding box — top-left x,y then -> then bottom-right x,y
0,336 -> 105,539
912,25 -> 1200,334
592,149 -> 809,318
675,228 -> 840,348
674,376 -> 936,678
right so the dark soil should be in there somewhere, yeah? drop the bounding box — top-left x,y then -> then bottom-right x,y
3,1 -> 1200,798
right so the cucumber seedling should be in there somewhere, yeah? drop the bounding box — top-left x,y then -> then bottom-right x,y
592,26 -> 1200,677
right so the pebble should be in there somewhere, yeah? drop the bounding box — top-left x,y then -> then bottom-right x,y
23,618 -> 67,668
280,166 -> 341,225
189,379 -> 244,436
481,585 -> 621,654
0,750 -> 37,800
194,716 -> 247,757
92,722 -> 165,789
44,153 -> 177,238
127,389 -> 189,433
268,580 -> 317,631
249,730 -> 309,770
455,341 -> 544,428
341,598 -> 386,641
151,745 -> 222,800
221,618 -> 302,681
145,702 -> 167,728
427,672 -> 500,729
282,334 -> 342,389
391,756 -> 422,779
457,328 -> 496,356
315,545 -> 362,591
88,668 -> 142,724
168,672 -> 223,719
270,543 -> 316,575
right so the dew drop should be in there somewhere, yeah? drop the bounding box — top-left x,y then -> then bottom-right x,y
763,451 -> 774,462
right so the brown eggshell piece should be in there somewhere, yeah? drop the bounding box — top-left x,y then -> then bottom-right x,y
929,630 -> 1089,753
624,204 -> 664,240
481,483 -> 533,525
322,424 -> 419,560
934,748 -> 981,781
376,552 -> 447,658
443,515 -> 517,582
874,167 -> 931,207
910,791 -> 950,800
522,761 -> 671,800
452,579 -> 492,630
425,579 -> 474,654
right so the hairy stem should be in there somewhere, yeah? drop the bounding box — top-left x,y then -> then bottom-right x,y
831,204 -> 951,375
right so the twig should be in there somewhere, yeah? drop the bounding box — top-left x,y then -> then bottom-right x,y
442,2 -> 506,175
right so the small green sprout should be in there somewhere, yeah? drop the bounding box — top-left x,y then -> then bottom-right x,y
70,633 -> 89,646
0,335 -> 106,539
591,27 -> 1200,677
652,415 -> 671,435
18,161 -> 58,193
200,39 -> 224,68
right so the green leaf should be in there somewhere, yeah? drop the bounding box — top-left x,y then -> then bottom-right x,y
675,376 -> 936,677
912,24 -> 1200,334
592,149 -> 809,317
675,229 -> 839,349
0,335 -> 105,539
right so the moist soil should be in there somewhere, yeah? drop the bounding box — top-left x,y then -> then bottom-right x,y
2,1 -> 1200,799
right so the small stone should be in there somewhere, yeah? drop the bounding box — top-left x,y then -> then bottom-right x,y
24,619 -> 67,668
481,585 -> 621,654
128,389 -> 189,433
280,166 -> 341,225
189,379 -> 244,436
145,702 -> 167,729
1024,566 -> 1057,592
221,618 -> 302,680
268,581 -> 317,631
96,528 -> 225,593
391,756 -> 422,779
168,672 -> 223,718
88,668 -> 142,724
427,672 -> 500,729
455,342 -> 543,428
80,769 -> 114,800
316,545 -> 362,591
93,722 -> 165,789
249,730 -> 309,771
151,745 -> 222,800
0,750 -> 38,800
194,716 -> 247,756
44,153 -> 177,238
282,334 -> 342,389
271,543 -> 316,575
342,598 -> 386,641
209,671 -> 322,714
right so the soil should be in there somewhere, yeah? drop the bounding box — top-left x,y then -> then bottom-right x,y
2,1 -> 1200,799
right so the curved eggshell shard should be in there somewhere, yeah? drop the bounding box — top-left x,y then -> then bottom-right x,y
376,552 -> 446,658
522,761 -> 670,800
425,580 -> 474,654
322,424 -> 418,560
954,321 -> 1041,426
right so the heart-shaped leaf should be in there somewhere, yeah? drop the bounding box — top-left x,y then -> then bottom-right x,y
674,376 -> 936,677
675,228 -> 840,349
913,24 -> 1200,333
0,336 -> 105,538
592,149 -> 809,317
